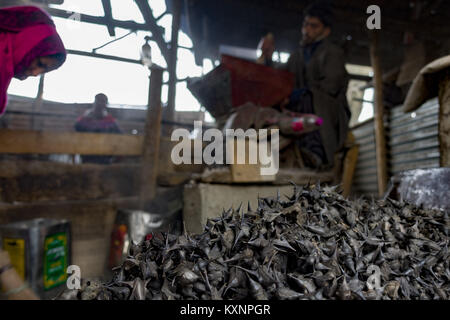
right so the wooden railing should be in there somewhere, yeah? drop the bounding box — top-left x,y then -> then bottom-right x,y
0,129 -> 143,155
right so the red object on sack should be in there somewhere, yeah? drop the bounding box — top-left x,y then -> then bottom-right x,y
221,55 -> 295,108
291,120 -> 304,132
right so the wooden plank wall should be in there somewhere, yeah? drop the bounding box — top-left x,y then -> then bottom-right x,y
0,95 -> 206,278
1,95 -> 205,134
0,161 -> 141,278
0,130 -> 143,155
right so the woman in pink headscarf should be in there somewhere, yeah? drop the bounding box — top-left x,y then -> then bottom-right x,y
0,6 -> 66,114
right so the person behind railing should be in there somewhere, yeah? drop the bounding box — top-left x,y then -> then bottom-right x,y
74,93 -> 122,164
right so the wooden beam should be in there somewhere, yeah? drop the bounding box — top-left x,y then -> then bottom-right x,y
31,74 -> 45,130
0,161 -> 140,202
166,0 -> 182,122
348,74 -> 372,82
0,197 -> 140,234
0,129 -> 143,155
66,49 -> 142,65
369,31 -> 388,197
101,0 -> 116,36
139,66 -> 164,208
333,4 -> 450,38
342,144 -> 359,198
45,7 -> 151,32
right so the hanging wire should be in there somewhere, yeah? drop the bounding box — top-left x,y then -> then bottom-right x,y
92,30 -> 141,53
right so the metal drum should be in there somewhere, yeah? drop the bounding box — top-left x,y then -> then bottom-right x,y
0,218 -> 71,299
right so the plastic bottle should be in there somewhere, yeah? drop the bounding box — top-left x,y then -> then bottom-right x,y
278,114 -> 323,136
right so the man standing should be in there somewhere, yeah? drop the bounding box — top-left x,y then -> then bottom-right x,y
74,93 -> 122,164
284,3 -> 350,168
259,3 -> 350,168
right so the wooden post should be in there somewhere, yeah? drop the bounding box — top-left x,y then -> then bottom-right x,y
31,74 -> 45,130
438,69 -> 450,167
166,0 -> 182,123
139,66 -> 164,209
369,31 -> 388,197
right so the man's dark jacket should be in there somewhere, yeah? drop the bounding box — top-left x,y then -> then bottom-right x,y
282,39 -> 350,165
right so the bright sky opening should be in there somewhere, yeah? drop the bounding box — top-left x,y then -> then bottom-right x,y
6,0 -> 299,125
7,0 -> 213,120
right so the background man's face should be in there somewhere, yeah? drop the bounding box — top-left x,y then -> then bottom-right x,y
94,95 -> 108,108
301,16 -> 330,45
93,94 -> 108,117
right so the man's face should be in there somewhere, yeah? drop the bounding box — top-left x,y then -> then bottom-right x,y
93,95 -> 108,116
301,16 -> 330,45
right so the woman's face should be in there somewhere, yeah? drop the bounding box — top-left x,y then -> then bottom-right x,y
19,56 -> 60,79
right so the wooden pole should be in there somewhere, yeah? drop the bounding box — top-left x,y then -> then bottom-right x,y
31,74 -> 45,130
369,31 -> 388,197
438,69 -> 450,167
139,66 -> 164,209
341,133 -> 359,198
166,0 -> 182,123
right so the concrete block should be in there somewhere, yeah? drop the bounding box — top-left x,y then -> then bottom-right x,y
183,183 -> 294,234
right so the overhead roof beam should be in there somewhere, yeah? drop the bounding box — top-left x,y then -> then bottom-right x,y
332,5 -> 450,38
46,7 -> 152,32
66,49 -> 142,65
101,0 -> 116,36
134,0 -> 170,64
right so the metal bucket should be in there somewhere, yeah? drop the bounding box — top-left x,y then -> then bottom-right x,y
0,218 -> 71,300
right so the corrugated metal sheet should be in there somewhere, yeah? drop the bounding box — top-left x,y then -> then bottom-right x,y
351,97 -> 440,198
388,98 -> 440,175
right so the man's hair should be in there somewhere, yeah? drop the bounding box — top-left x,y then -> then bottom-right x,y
303,2 -> 334,28
95,93 -> 108,101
